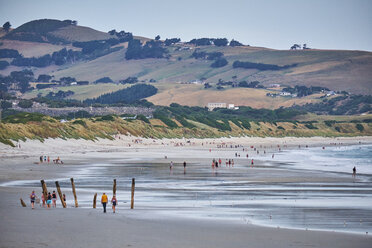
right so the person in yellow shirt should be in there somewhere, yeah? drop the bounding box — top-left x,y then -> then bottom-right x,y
101,193 -> 108,213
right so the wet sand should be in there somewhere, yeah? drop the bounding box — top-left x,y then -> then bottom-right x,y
1,136 -> 372,248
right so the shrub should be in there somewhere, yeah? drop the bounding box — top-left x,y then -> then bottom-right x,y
356,123 -> 364,132
136,114 -> 150,123
211,58 -> 228,68
324,120 -> 336,127
0,60 -> 10,69
95,77 -> 113,83
72,119 -> 87,127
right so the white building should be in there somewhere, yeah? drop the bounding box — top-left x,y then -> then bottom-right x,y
279,91 -> 291,96
207,103 -> 227,111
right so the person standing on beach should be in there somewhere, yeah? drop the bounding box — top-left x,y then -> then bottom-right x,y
183,161 -> 186,174
30,190 -> 36,209
101,193 -> 108,213
52,191 -> 57,208
170,161 -> 174,174
41,192 -> 45,207
353,166 -> 356,178
47,192 -> 52,208
111,195 -> 117,213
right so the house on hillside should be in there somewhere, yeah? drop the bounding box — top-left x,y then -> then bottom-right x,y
326,91 -> 336,97
207,103 -> 227,111
279,91 -> 291,96
269,84 -> 281,88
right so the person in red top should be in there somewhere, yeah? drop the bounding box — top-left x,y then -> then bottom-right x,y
101,193 -> 108,213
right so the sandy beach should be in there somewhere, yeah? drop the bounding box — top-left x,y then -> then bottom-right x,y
1,136 -> 372,248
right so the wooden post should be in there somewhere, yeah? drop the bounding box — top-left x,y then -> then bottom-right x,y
55,181 -> 66,208
20,198 -> 26,207
131,178 -> 135,209
93,193 -> 97,208
40,180 -> 48,201
70,178 -> 78,208
113,179 -> 117,196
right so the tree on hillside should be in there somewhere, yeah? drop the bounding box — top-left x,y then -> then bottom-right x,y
290,44 -> 301,50
213,38 -> 228,47
37,74 -> 52,82
155,35 -> 161,41
2,22 -> 11,33
229,39 -> 243,46
108,29 -> 116,35
211,57 -> 228,68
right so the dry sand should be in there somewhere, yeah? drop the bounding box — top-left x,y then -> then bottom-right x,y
1,136 -> 372,248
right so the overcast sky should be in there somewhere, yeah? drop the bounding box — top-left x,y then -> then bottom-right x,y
0,0 -> 371,51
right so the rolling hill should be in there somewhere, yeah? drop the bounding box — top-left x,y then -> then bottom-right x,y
1,19 -> 372,109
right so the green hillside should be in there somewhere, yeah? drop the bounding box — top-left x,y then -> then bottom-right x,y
1,19 -> 372,109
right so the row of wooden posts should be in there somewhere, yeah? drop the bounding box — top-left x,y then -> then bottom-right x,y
20,178 -> 136,209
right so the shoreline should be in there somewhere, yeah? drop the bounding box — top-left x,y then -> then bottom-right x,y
1,136 -> 372,247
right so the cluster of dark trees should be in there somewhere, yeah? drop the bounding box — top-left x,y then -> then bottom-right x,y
2,21 -> 11,32
164,38 -> 181,46
108,30 -> 133,42
94,77 -> 113,83
36,83 -> 58,89
232,61 -> 297,71
191,50 -> 223,60
282,85 -> 329,97
0,69 -> 34,93
84,84 -> 158,104
46,90 -> 74,100
211,58 -> 228,68
214,80 -> 263,89
0,49 -> 21,58
191,50 -> 228,68
290,44 -> 310,50
188,38 -> 244,47
72,39 -> 121,54
125,39 -> 168,60
120,77 -> 138,84
0,61 -> 9,70
11,48 -> 81,67
291,95 -> 372,115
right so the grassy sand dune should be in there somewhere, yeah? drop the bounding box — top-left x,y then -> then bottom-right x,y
1,116 -> 371,146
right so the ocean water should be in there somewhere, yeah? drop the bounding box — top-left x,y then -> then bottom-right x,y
2,144 -> 372,234
273,144 -> 372,175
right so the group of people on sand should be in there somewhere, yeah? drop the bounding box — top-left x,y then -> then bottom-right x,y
38,155 -> 63,164
30,190 -> 66,209
101,193 -> 117,213
29,190 -> 118,213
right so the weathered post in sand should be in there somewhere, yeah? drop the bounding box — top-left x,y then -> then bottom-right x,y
40,180 -> 48,201
20,198 -> 27,207
55,181 -> 66,208
113,179 -> 117,196
93,193 -> 97,208
131,178 -> 135,209
70,178 -> 78,208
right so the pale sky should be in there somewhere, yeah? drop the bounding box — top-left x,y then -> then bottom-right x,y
0,0 -> 371,51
